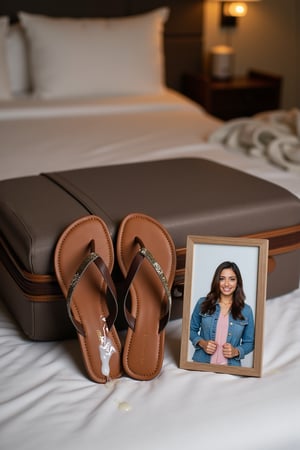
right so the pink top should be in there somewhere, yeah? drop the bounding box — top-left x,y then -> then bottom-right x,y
211,313 -> 229,365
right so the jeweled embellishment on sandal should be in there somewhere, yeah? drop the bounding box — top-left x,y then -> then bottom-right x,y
66,251 -> 99,335
139,246 -> 172,320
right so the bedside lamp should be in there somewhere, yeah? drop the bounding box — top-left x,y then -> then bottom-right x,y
207,0 -> 261,78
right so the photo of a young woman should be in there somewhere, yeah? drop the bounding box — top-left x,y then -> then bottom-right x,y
189,261 -> 254,366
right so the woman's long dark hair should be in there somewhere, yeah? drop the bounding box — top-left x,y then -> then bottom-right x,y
201,261 -> 246,320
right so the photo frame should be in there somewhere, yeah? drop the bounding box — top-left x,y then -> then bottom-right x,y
179,235 -> 269,377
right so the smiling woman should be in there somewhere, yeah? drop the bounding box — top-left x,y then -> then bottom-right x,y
189,261 -> 255,366
180,235 -> 268,377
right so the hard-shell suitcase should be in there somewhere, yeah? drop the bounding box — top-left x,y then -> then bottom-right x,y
0,158 -> 299,340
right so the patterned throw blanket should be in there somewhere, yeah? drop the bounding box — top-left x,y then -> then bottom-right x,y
209,109 -> 300,172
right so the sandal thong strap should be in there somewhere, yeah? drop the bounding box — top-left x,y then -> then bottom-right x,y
121,237 -> 172,333
66,244 -> 118,337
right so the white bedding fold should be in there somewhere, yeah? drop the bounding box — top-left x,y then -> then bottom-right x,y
0,89 -> 203,119
209,108 -> 300,172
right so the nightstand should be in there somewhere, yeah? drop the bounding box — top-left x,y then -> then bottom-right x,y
182,70 -> 282,120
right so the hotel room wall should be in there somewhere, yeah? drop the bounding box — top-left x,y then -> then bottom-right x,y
203,0 -> 299,109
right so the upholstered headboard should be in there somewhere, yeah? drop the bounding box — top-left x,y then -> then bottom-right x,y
0,0 -> 204,91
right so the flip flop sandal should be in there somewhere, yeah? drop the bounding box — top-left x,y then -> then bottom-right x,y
54,215 -> 122,383
116,213 -> 176,381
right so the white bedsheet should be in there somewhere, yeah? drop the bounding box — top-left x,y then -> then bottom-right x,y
1,286 -> 300,450
1,89 -> 299,198
0,89 -> 300,450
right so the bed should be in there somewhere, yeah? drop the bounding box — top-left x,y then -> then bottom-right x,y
1,1 -> 300,449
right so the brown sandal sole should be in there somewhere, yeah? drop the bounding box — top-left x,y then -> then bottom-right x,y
116,213 -> 176,381
54,215 -> 122,383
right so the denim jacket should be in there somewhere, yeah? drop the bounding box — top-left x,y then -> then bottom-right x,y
190,297 -> 255,366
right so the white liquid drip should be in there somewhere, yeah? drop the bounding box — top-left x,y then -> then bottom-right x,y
105,378 -> 132,412
97,317 -> 116,378
118,401 -> 132,412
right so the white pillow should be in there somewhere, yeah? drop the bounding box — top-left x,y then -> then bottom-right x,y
6,23 -> 30,94
0,16 -> 11,100
19,8 -> 169,99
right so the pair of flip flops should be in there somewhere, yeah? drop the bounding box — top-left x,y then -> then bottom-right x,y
54,213 -> 176,383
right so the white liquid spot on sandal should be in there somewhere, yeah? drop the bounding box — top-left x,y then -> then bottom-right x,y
97,316 -> 116,378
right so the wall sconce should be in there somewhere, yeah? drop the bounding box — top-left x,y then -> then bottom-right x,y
215,1 -> 261,27
224,2 -> 248,17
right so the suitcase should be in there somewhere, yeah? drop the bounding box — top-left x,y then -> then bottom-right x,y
0,158 -> 300,340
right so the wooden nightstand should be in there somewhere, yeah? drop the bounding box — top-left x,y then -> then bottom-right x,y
182,70 -> 282,120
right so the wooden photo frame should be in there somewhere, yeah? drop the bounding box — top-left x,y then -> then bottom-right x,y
179,236 -> 269,377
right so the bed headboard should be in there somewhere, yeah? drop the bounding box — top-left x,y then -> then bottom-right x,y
0,0 -> 204,91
